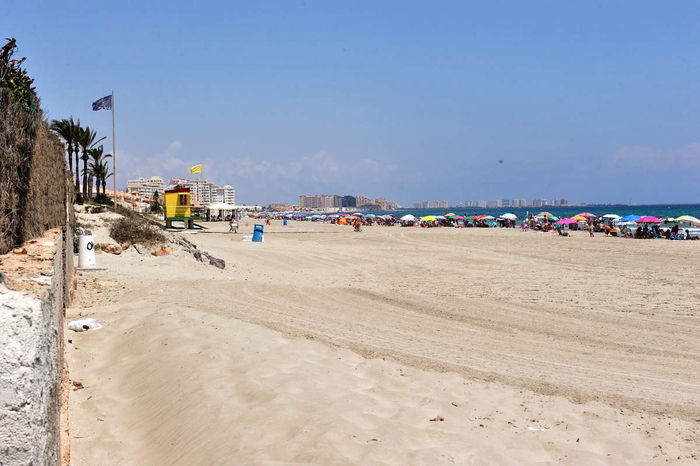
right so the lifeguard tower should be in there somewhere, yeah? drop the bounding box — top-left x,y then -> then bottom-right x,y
164,188 -> 203,229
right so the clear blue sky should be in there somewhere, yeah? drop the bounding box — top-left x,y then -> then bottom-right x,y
4,1 -> 699,206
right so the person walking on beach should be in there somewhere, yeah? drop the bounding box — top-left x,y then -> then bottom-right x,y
588,219 -> 595,237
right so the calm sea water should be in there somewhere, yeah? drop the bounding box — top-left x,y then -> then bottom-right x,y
368,204 -> 700,219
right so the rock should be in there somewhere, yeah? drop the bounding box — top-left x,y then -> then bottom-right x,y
99,243 -> 123,255
12,247 -> 27,255
151,247 -> 173,256
209,257 -> 226,269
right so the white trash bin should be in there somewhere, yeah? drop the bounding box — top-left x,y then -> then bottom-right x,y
78,235 -> 97,268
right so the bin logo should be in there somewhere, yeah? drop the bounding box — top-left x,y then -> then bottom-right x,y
87,241 -> 94,251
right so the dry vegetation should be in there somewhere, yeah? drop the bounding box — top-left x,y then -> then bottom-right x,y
108,210 -> 166,246
0,87 -> 71,254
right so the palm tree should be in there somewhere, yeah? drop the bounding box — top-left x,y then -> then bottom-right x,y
77,126 -> 105,199
89,157 -> 112,197
86,145 -> 111,196
50,116 -> 81,190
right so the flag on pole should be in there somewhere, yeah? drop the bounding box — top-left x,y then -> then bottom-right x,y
92,95 -> 113,111
189,164 -> 203,174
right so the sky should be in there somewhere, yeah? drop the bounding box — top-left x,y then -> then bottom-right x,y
4,1 -> 699,206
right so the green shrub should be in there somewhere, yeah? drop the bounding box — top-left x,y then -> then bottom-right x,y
93,193 -> 113,205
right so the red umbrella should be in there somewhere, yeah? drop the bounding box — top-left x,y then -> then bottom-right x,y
556,218 -> 577,225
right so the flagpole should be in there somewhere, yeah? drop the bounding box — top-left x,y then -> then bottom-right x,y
111,90 -> 117,205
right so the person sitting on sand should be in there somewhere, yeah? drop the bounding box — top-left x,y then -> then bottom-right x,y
353,218 -> 362,232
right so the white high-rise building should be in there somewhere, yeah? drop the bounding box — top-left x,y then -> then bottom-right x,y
126,176 -> 165,199
167,177 -> 236,205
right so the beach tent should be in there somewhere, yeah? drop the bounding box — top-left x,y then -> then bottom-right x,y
208,202 -> 236,210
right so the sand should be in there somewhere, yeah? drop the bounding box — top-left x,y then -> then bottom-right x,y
67,215 -> 700,464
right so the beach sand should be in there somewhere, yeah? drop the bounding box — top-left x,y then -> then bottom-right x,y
67,216 -> 700,464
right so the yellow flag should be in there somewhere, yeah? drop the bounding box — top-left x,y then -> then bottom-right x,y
189,164 -> 202,174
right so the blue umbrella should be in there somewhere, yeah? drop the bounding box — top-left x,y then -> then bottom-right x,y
616,214 -> 641,222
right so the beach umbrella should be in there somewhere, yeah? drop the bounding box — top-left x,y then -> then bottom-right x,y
453,216 -> 465,220
501,213 -> 517,220
362,214 -> 376,219
637,216 -> 661,223
445,213 -> 456,217
421,215 -> 437,221
400,214 -> 416,221
602,214 -> 620,219
676,215 -> 700,226
556,218 -> 577,225
577,212 -> 597,218
434,215 -> 446,220
570,215 -> 588,222
473,215 -> 489,219
616,214 -> 641,222
482,215 -> 495,220
536,211 -> 554,217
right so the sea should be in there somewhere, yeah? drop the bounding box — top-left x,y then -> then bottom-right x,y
365,204 -> 700,220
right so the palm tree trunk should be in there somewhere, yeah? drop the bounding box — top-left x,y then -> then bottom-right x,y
66,145 -> 73,176
74,149 -> 81,191
82,151 -> 88,198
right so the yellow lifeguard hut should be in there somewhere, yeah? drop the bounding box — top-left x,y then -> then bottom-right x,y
164,188 -> 202,228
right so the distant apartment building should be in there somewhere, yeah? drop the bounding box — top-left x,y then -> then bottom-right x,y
297,194 -> 340,209
550,199 -> 560,207
487,199 -> 502,208
513,199 -> 527,208
169,177 -> 236,205
560,198 -> 569,206
341,195 -> 357,208
531,199 -> 547,208
465,200 -> 474,207
355,195 -> 374,207
476,200 -> 488,208
126,176 -> 165,199
501,199 -> 512,208
416,200 -> 449,209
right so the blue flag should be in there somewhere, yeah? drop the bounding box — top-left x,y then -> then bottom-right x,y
92,95 -> 112,111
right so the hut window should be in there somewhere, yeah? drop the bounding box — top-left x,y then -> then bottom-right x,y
179,194 -> 187,205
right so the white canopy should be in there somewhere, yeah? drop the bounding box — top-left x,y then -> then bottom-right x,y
207,202 -> 236,210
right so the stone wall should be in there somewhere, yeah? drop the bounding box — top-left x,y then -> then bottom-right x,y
0,228 -> 70,465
